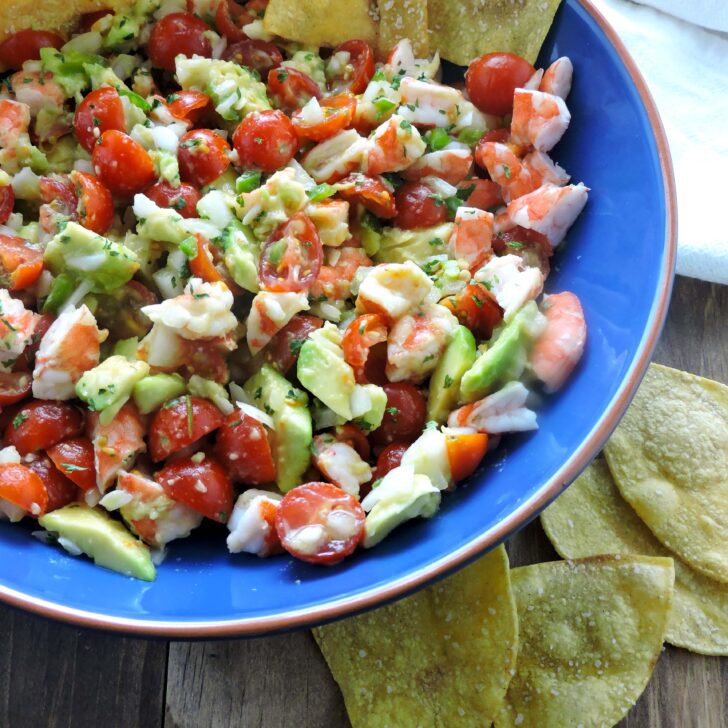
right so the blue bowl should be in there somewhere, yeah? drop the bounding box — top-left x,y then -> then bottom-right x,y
0,0 -> 675,635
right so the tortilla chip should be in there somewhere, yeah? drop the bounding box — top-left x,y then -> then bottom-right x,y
496,556 -> 674,728
542,460 -> 728,655
604,363 -> 728,584
263,0 -> 378,48
378,0 -> 429,58
428,0 -> 562,66
313,545 -> 517,728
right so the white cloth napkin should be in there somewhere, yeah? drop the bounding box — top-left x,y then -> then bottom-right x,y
592,0 -> 728,283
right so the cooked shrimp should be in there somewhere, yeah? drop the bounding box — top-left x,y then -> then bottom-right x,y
403,144 -> 473,185
0,99 -> 30,148
312,435 -> 371,497
522,151 -> 570,189
10,71 -> 66,116
510,89 -> 570,152
539,57 -> 573,99
246,290 -> 309,354
450,206 -> 494,270
474,254 -> 544,322
366,114 -> 426,175
385,39 -> 440,81
310,245 -> 373,302
397,77 -> 463,127
32,305 -> 107,400
448,381 -> 538,433
506,182 -> 589,248
0,289 -> 40,373
386,302 -> 458,383
524,68 -> 544,90
302,129 -> 369,183
307,198 -> 350,247
356,260 -> 432,320
227,489 -> 283,557
530,291 -> 586,392
476,141 -> 539,201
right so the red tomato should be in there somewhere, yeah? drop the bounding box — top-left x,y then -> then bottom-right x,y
145,180 -> 201,218
291,94 -> 356,142
393,182 -> 449,229
329,39 -> 375,94
442,283 -> 503,341
46,437 -> 97,492
92,130 -> 156,196
71,170 -> 114,234
0,186 -> 14,225
275,481 -> 365,565
266,67 -> 321,113
336,173 -> 397,219
74,86 -> 126,154
466,52 -> 535,117
446,431 -> 488,482
493,226 -> 552,277
0,30 -> 63,70
478,127 -> 511,146
26,453 -> 78,512
232,109 -> 299,173
186,234 -> 223,284
148,12 -> 212,73
215,0 -> 266,42
180,339 -> 230,384
370,384 -> 427,447
354,341 -> 388,385
222,38 -> 282,76
156,455 -> 233,522
266,314 -> 323,373
78,9 -> 113,32
259,213 -> 322,292
374,442 -> 408,479
334,423 -> 371,461
214,410 -> 276,484
0,234 -> 43,291
342,314 -> 388,369
0,371 -> 32,408
5,401 -> 83,456
0,463 -> 48,516
178,129 -> 231,187
148,396 -> 225,462
166,90 -> 211,125
457,178 -> 503,211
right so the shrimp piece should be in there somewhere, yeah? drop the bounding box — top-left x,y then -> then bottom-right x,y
111,470 -> 203,548
32,305 -> 106,400
506,183 -> 589,248
307,198 -> 350,247
476,141 -> 538,201
521,151 -> 570,189
510,89 -> 570,152
524,68 -> 544,90
246,291 -> 309,354
310,245 -> 373,302
312,435 -> 371,497
357,261 -> 432,320
386,303 -> 458,383
530,291 -> 586,392
87,402 -> 146,493
0,99 -> 30,149
539,57 -> 573,99
403,144 -> 473,185
474,254 -> 544,322
10,71 -> 66,116
366,114 -> 426,175
302,129 -> 369,183
397,77 -> 463,127
227,489 -> 283,557
0,289 -> 40,373
450,206 -> 494,270
384,39 -> 440,81
448,381 -> 538,433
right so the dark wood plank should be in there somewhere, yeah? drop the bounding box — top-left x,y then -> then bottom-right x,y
0,605 -> 167,728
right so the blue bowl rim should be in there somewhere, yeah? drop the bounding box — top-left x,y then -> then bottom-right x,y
0,0 -> 677,637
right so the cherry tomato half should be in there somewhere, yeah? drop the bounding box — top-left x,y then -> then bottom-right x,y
291,94 -> 356,142
156,455 -> 233,522
74,86 -> 126,154
148,12 -> 212,73
342,314 -> 388,369
5,401 -> 84,456
222,38 -> 282,76
336,173 -> 397,219
266,67 -> 321,113
275,481 -> 365,565
93,130 -> 156,197
0,371 -> 32,408
369,383 -> 427,447
232,109 -> 299,173
214,410 -> 276,485
0,30 -> 63,70
0,463 -> 48,516
266,314 -> 323,374
71,170 -> 114,234
259,212 -> 322,292
145,180 -> 201,218
0,186 -> 14,225
46,437 -> 97,492
166,90 -> 212,126
188,234 -> 225,284
374,442 -> 409,479
445,431 -> 488,483
0,234 -> 44,291
178,128 -> 231,187
215,0 -> 265,42
334,423 -> 371,461
354,341 -> 388,386
466,52 -> 535,117
393,182 -> 448,229
493,226 -> 552,278
329,39 -> 375,94
148,395 -> 225,462
26,453 -> 78,513
442,283 -> 503,341
78,9 -> 113,32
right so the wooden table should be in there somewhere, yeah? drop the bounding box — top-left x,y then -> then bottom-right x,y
1,276 -> 726,728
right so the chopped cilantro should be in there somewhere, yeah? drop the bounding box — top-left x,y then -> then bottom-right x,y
443,375 -> 454,388
12,412 -> 28,429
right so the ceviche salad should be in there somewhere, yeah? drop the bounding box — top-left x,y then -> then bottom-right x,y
0,0 -> 588,579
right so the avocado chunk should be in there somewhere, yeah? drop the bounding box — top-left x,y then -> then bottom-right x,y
132,373 -> 187,414
460,301 -> 543,403
76,355 -> 150,425
297,323 -> 355,420
244,364 -> 312,493
44,222 -> 140,293
351,383 -> 387,432
221,219 -> 259,292
375,223 -> 454,265
187,375 -> 231,414
39,504 -> 155,581
400,428 -> 450,490
427,325 -> 477,423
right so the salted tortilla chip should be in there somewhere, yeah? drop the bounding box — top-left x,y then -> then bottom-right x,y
428,0 -> 562,66
604,363 -> 728,584
263,0 -> 378,48
542,460 -> 728,655
378,0 -> 429,58
496,556 -> 674,728
313,545 -> 517,728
